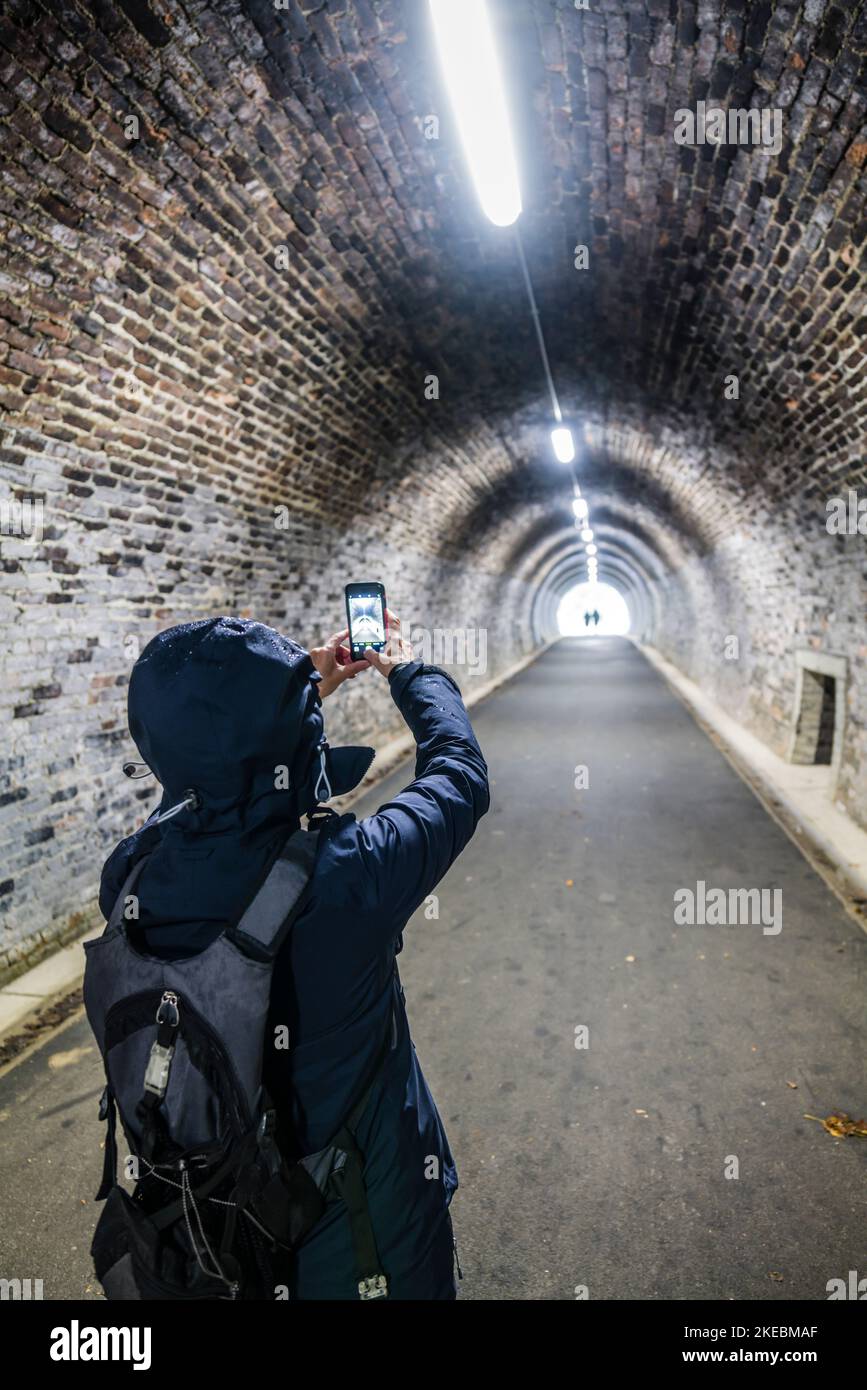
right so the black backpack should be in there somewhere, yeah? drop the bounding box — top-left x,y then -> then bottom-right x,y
83,826 -> 390,1301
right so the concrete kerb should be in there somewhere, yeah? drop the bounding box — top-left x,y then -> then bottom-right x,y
638,640 -> 867,925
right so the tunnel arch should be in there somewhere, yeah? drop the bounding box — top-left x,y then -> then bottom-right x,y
0,0 -> 866,986
536,556 -> 653,643
534,546 -> 659,643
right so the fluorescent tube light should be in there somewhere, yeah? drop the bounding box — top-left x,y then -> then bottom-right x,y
429,0 -> 522,227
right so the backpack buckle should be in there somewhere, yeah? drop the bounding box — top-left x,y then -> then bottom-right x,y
143,1041 -> 175,1098
358,1274 -> 388,1301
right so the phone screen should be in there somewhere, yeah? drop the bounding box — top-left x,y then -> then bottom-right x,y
346,584 -> 387,660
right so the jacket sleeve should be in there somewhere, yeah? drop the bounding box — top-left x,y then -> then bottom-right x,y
352,662 -> 490,932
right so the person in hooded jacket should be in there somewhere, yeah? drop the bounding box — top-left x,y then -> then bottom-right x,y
99,610 -> 489,1300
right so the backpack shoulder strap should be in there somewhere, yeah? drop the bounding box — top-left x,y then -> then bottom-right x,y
227,828 -> 320,961
105,855 -> 151,935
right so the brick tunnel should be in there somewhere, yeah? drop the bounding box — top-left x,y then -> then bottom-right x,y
1,0 -> 866,1317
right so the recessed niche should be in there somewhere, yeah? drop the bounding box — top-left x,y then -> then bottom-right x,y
789,652 -> 847,775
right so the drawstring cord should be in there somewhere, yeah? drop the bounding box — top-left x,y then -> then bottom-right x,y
180,1169 -> 238,1294
123,728 -> 334,822
313,739 -> 332,803
122,761 -> 152,779
151,789 -> 201,825
121,761 -> 201,826
139,1159 -> 278,1246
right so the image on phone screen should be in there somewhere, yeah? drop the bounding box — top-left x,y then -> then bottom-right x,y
346,585 -> 386,658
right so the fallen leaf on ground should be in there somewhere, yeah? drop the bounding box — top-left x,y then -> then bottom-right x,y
804,1112 -> 867,1139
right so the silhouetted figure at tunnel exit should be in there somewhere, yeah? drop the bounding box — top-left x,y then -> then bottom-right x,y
584,610 -> 591,627
593,609 -> 600,627
84,612 -> 489,1301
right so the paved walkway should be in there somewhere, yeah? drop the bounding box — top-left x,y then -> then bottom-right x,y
1,637 -> 864,1299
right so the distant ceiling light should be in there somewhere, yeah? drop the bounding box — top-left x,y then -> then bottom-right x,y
572,497 -> 588,521
586,543 -> 598,555
580,528 -> 593,542
551,426 -> 575,464
429,0 -> 522,227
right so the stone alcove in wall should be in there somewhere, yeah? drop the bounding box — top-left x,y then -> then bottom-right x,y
788,649 -> 848,792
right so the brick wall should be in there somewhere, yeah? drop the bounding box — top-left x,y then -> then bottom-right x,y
0,0 -> 545,980
649,493 -> 867,827
0,419 -> 539,980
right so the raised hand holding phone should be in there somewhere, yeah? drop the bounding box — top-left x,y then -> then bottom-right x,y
363,609 -> 413,678
309,628 -> 369,699
315,589 -> 411,695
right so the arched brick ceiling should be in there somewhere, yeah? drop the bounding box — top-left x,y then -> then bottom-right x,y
393,0 -> 867,458
2,0 -> 864,610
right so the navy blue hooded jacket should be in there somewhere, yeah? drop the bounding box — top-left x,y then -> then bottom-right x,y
99,617 -> 489,1300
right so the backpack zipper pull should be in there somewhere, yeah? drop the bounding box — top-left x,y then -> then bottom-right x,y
143,991 -> 180,1099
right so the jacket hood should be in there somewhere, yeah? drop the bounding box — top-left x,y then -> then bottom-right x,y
127,617 -> 373,841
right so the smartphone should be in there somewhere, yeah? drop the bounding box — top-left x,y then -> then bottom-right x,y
345,582 -> 387,661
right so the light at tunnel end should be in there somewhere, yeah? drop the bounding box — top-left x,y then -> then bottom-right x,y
556,582 -> 631,637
